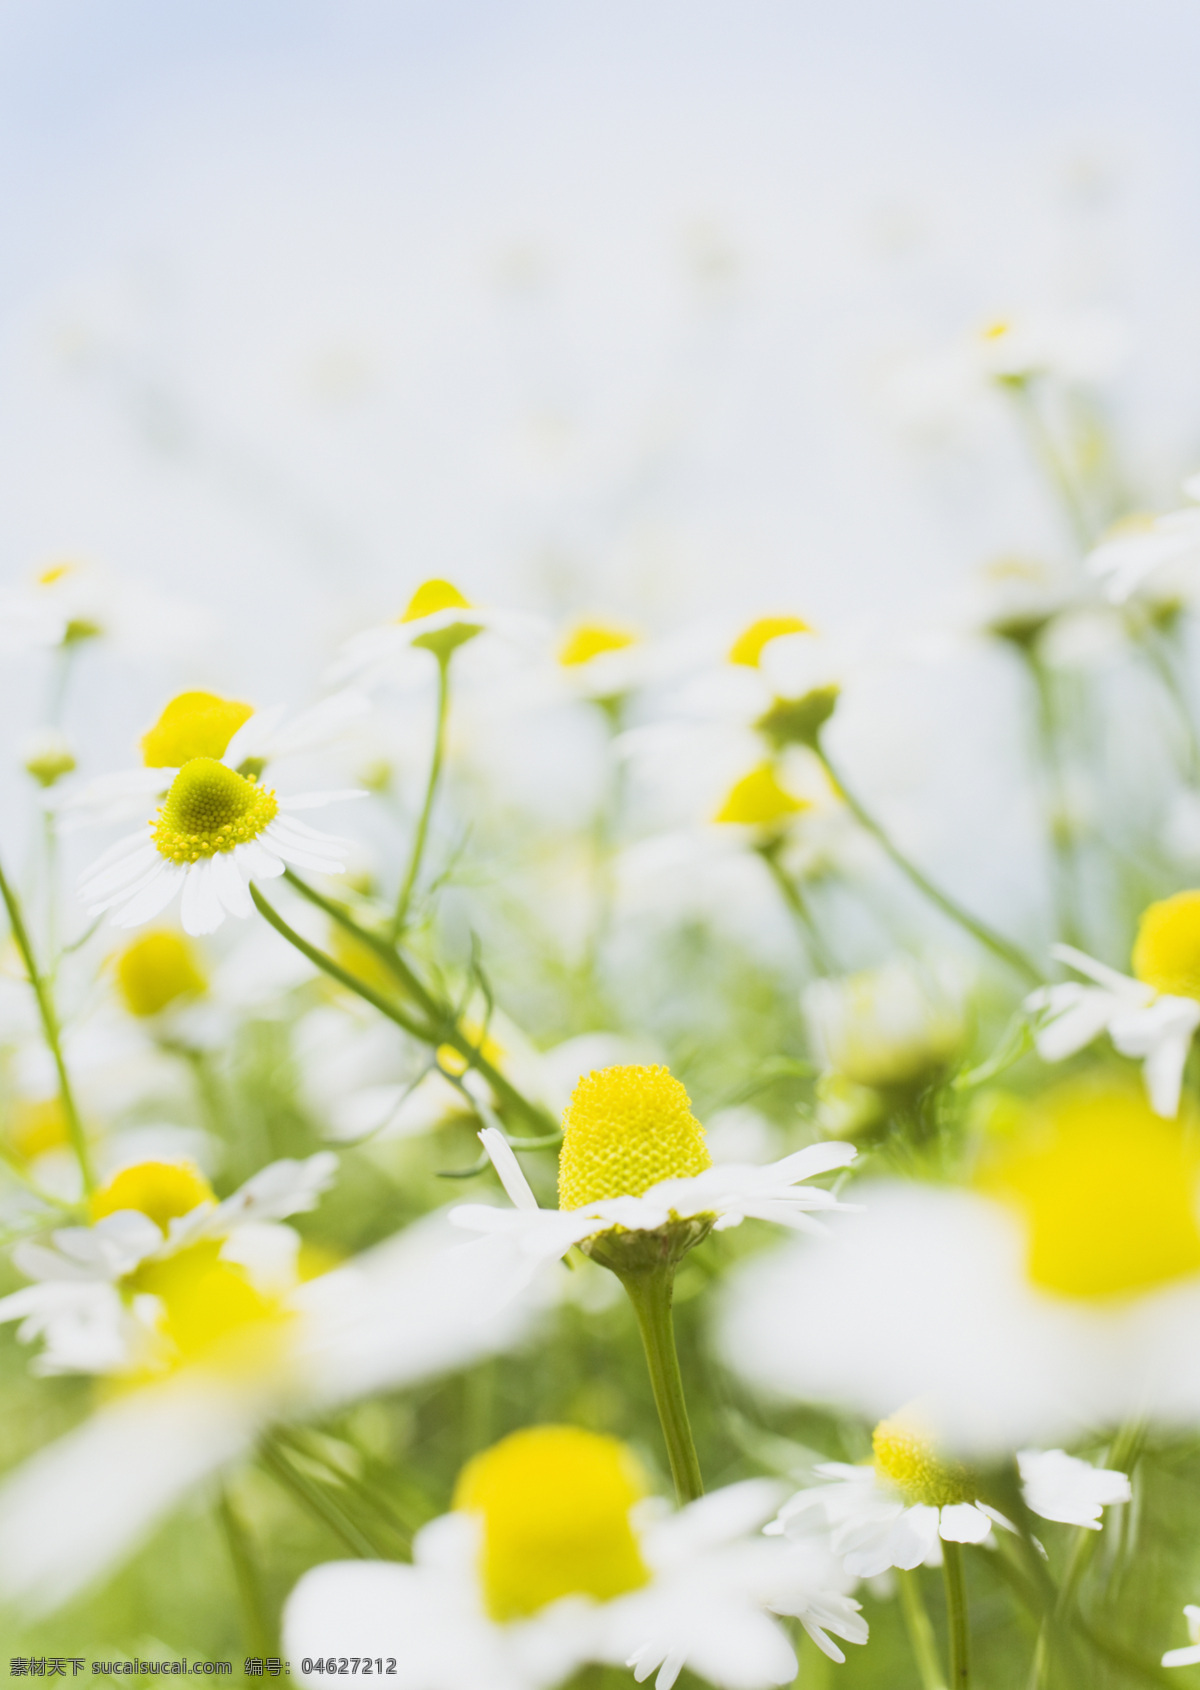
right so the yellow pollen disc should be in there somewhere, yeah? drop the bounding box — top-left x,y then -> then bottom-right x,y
558,621 -> 640,667
400,578 -> 472,622
37,561 -> 77,586
714,764 -> 807,828
558,1064 -> 712,1210
453,1425 -> 651,1621
114,930 -> 207,1017
980,319 -> 1011,341
980,1082 -> 1200,1299
90,1160 -> 215,1232
140,692 -> 255,769
152,759 -> 278,864
127,1242 -> 286,1369
728,615 -> 812,668
872,1415 -> 974,1507
7,1099 -> 70,1161
1131,891 -> 1200,999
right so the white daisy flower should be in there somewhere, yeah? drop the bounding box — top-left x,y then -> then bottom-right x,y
0,1190 -> 547,1612
1164,1604 -> 1200,1668
449,1065 -> 855,1294
55,686 -> 369,831
767,1424 -> 1128,1581
1026,911 -> 1200,1117
1088,475 -> 1200,605
77,755 -> 362,936
717,1078 -> 1200,1454
329,577 -> 543,688
804,960 -> 967,1094
283,1425 -> 866,1690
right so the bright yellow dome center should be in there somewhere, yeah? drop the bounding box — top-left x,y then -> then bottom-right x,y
127,1242 -> 284,1370
140,692 -> 255,768
558,1064 -> 712,1210
714,764 -> 807,828
152,759 -> 278,863
1132,891 -> 1200,999
728,616 -> 812,668
453,1425 -> 651,1621
89,1161 -> 215,1232
114,930 -> 207,1017
558,621 -> 640,667
872,1415 -> 975,1508
981,1083 -> 1200,1299
400,578 -> 471,621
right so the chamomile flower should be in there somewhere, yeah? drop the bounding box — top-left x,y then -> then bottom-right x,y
768,1417 -> 1128,1580
77,755 -> 362,936
718,1080 -> 1200,1452
330,578 -> 542,688
450,1065 -> 855,1290
1164,1605 -> 1200,1668
1088,475 -> 1200,605
1026,893 -> 1200,1116
284,1425 -> 866,1690
804,961 -> 967,1096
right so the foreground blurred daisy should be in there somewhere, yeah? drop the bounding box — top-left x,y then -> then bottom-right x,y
718,1079 -> 1200,1452
0,1158 -> 543,1610
284,1424 -> 867,1689
78,754 -> 361,935
1025,892 -> 1200,1116
769,1414 -> 1130,1579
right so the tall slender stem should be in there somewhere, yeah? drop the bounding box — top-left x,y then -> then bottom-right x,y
1023,648 -> 1084,947
755,839 -> 834,975
1139,622 -> 1200,785
0,854 -> 94,1192
258,1435 -> 389,1559
217,1483 -> 273,1656
941,1541 -> 971,1689
616,1262 -> 704,1505
897,1568 -> 948,1690
1001,376 -> 1092,553
815,744 -> 1041,986
392,653 -> 451,939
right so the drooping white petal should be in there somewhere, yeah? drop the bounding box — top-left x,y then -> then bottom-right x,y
938,1502 -> 993,1544
106,860 -> 186,927
180,856 -> 227,935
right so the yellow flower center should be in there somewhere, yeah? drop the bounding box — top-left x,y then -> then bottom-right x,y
151,759 -> 278,863
140,692 -> 255,769
1131,890 -> 1200,999
453,1425 -> 651,1621
558,621 -> 640,667
872,1415 -> 975,1507
37,561 -> 76,586
714,764 -> 807,828
728,616 -> 812,668
980,1083 -> 1200,1299
400,579 -> 472,621
126,1242 -> 286,1371
558,1064 -> 712,1210
89,1160 -> 215,1233
980,319 -> 1011,342
114,930 -> 207,1018
7,1099 -> 71,1161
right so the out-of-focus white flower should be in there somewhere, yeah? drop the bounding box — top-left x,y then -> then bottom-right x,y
804,961 -> 966,1093
0,1201 -> 546,1612
330,578 -> 543,687
452,1065 -> 854,1294
77,757 -> 361,936
0,591 -> 65,651
1015,1448 -> 1130,1529
717,1080 -> 1200,1454
283,1426 -> 866,1689
1026,931 -> 1200,1120
1164,1604 -> 1200,1668
1088,476 -> 1200,605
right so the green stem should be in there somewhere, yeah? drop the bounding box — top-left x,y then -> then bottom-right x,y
1001,376 -> 1092,552
258,1435 -> 389,1559
273,872 -> 556,1134
1024,649 -> 1084,948
616,1263 -> 704,1505
0,854 -> 94,1192
941,1541 -> 971,1689
815,745 -> 1041,986
897,1568 -> 948,1690
755,839 -> 835,974
391,653 -> 451,939
1139,622 -> 1200,785
217,1484 -> 273,1655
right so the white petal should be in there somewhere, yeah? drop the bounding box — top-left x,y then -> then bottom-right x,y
477,1128 -> 540,1212
106,861 -> 185,927
938,1503 -> 993,1544
211,849 -> 254,918
180,858 -> 227,935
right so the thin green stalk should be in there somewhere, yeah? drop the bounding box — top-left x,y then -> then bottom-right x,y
391,653 -> 451,939
582,696 -> 628,976
755,839 -> 835,974
815,745 -> 1041,986
1140,623 -> 1200,784
941,1541 -> 970,1689
258,1435 -> 389,1559
897,1568 -> 948,1690
1001,376 -> 1092,553
1022,648 -> 1084,946
616,1263 -> 704,1505
217,1483 -> 273,1655
274,871 -> 556,1134
0,854 -> 94,1192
